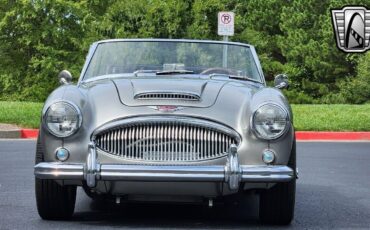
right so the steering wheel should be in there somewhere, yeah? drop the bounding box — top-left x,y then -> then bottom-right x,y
200,67 -> 235,75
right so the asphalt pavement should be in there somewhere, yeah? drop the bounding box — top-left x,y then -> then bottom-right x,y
0,139 -> 369,229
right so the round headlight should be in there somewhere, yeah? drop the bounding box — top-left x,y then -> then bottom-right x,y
44,101 -> 82,137
252,103 -> 289,140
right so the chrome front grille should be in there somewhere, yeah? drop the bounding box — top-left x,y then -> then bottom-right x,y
94,117 -> 239,162
135,92 -> 200,101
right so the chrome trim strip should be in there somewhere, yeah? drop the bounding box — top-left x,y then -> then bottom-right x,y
34,163 -> 293,183
34,163 -> 84,180
100,165 -> 225,182
241,165 -> 294,182
96,38 -> 253,47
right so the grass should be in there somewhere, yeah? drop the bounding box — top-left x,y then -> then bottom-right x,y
0,101 -> 369,131
291,104 -> 370,131
0,101 -> 43,129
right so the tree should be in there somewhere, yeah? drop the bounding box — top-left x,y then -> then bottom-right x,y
0,0 -> 369,103
0,0 -> 91,101
338,52 -> 370,103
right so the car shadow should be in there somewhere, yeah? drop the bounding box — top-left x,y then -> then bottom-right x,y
72,191 -> 261,229
64,181 -> 370,229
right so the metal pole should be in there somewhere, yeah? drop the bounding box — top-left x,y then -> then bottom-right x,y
222,36 -> 228,68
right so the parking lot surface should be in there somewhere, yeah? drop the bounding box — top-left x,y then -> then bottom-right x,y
0,140 -> 369,229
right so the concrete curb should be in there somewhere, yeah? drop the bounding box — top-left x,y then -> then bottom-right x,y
0,130 -> 22,139
1,129 -> 369,141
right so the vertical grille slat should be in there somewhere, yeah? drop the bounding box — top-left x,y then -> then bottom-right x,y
200,128 -> 204,159
171,125 -> 174,161
113,130 -> 117,155
124,128 -> 128,157
207,130 -> 210,159
95,120 -> 239,162
106,133 -> 110,152
186,126 -> 189,161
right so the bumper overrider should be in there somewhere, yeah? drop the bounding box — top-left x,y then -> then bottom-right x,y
34,142 -> 294,191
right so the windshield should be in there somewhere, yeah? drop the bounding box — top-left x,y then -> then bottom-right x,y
83,40 -> 262,81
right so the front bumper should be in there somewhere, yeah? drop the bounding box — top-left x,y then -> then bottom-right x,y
34,143 -> 294,191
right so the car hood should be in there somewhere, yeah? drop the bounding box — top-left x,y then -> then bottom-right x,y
77,76 -> 265,119
112,77 -> 228,108
58,76 -> 291,150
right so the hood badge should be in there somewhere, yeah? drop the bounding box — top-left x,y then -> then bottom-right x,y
148,105 -> 185,112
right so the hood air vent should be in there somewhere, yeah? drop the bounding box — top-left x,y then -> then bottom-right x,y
135,92 -> 200,101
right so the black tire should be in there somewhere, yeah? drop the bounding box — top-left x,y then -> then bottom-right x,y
259,139 -> 296,225
35,134 -> 77,220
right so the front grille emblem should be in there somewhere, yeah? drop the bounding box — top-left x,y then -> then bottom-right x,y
148,105 -> 185,112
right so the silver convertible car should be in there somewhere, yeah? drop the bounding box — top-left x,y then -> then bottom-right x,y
34,39 -> 296,225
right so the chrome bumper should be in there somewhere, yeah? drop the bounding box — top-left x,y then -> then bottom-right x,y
34,143 -> 294,191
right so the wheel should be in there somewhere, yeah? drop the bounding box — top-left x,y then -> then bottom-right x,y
35,134 -> 77,220
259,139 -> 296,225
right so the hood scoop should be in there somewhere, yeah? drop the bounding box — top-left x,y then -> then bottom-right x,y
113,78 -> 227,107
134,92 -> 200,101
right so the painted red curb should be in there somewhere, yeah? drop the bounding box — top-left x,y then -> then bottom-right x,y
21,129 -> 39,138
18,129 -> 370,141
295,131 -> 370,141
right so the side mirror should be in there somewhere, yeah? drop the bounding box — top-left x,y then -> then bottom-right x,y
58,70 -> 72,85
274,74 -> 289,89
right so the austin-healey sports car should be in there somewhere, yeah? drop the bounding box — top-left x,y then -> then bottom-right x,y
34,39 -> 296,225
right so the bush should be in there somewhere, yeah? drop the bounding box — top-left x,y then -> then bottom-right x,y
337,53 -> 370,104
283,89 -> 318,104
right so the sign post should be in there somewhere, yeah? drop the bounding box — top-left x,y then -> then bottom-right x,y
218,12 -> 234,68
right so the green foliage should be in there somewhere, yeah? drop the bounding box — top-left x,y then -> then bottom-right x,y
284,89 -> 319,104
235,0 -> 288,81
0,0 -> 369,103
0,0 -> 90,101
292,104 -> 370,131
0,101 -> 42,128
277,0 -> 351,100
337,52 -> 370,104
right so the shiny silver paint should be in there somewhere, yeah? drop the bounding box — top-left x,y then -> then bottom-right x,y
35,39 -> 294,199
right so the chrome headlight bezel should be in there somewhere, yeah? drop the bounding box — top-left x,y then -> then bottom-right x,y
250,103 -> 290,140
43,101 -> 82,138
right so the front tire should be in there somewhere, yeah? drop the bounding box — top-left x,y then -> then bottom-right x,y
35,134 -> 77,220
259,139 -> 296,225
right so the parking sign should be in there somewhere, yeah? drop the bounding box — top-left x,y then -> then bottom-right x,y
218,12 -> 234,36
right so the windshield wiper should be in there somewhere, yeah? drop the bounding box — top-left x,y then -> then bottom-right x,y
209,73 -> 261,83
156,70 -> 194,75
133,70 -> 159,77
